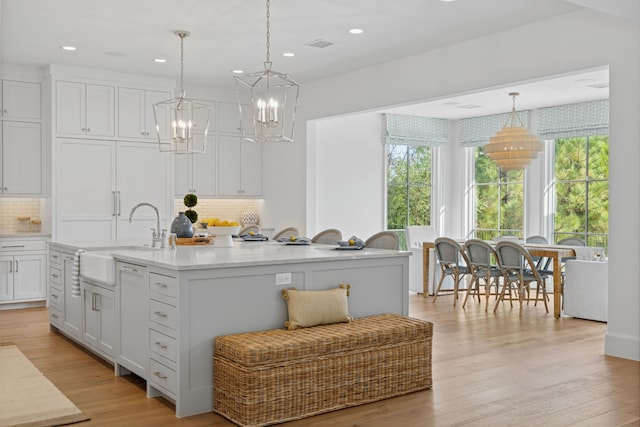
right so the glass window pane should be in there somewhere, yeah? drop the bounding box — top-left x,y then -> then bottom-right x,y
588,180 -> 608,234
387,184 -> 407,230
500,183 -> 523,231
555,181 -> 587,233
387,145 -> 407,185
588,135 -> 609,179
475,147 -> 499,184
408,146 -> 431,185
408,184 -> 430,225
476,184 -> 498,230
555,137 -> 587,180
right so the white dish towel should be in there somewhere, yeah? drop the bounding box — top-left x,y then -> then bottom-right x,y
71,249 -> 85,297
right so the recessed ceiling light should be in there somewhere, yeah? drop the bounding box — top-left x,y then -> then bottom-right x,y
282,52 -> 295,57
61,46 -> 76,51
348,28 -> 364,35
232,69 -> 244,74
154,58 -> 167,63
574,78 -> 595,83
440,0 -> 456,2
458,104 -> 482,109
444,101 -> 460,106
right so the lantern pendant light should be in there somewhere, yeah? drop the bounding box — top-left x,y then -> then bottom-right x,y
234,0 -> 300,143
154,30 -> 211,154
484,92 -> 543,170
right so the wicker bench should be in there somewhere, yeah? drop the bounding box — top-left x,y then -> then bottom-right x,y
213,313 -> 433,427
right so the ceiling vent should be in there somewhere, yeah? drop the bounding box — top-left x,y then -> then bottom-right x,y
305,39 -> 334,48
587,83 -> 609,89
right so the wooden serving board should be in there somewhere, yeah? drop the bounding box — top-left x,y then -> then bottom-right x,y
176,237 -> 213,246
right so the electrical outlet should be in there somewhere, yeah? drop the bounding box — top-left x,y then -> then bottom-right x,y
275,272 -> 292,286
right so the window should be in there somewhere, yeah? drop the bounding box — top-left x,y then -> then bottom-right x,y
472,146 -> 524,240
553,135 -> 608,248
386,144 -> 432,247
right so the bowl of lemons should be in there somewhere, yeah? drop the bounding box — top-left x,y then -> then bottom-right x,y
202,218 -> 240,247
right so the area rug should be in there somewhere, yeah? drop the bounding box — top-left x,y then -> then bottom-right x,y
0,345 -> 90,427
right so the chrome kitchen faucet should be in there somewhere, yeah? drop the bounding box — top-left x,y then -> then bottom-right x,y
129,202 -> 166,248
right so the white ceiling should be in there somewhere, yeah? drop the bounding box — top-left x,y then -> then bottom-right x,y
1,0 -> 633,117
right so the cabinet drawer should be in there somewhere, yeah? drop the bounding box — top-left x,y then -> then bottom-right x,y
49,306 -> 63,328
149,328 -> 177,362
49,284 -> 63,309
49,250 -> 62,265
49,267 -> 62,285
149,299 -> 177,330
149,358 -> 176,395
0,240 -> 46,252
149,273 -> 178,300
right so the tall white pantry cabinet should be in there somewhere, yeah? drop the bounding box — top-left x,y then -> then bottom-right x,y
49,66 -> 174,243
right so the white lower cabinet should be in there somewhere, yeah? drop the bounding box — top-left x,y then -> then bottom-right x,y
147,271 -> 178,398
62,252 -> 82,340
82,280 -> 116,360
0,239 -> 46,306
117,261 -> 148,379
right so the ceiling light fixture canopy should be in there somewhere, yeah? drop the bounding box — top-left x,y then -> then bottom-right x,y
154,30 -> 211,154
484,92 -> 543,170
234,0 -> 300,143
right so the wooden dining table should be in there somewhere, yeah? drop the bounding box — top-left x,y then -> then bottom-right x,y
422,241 -> 576,319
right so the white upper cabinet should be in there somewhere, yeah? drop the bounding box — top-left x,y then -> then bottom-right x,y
218,101 -> 251,135
1,80 -> 41,121
118,88 -> 171,141
55,138 -> 171,243
1,121 -> 42,195
217,135 -> 261,197
56,81 -> 115,137
174,138 -> 217,197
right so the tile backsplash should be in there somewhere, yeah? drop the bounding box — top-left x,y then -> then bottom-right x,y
173,199 -> 262,225
0,198 -> 42,233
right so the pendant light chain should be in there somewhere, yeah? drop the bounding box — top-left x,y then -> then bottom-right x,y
264,0 -> 272,71
179,32 -> 185,97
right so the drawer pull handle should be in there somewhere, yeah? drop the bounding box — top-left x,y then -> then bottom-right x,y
51,294 -> 59,299
154,341 -> 168,349
2,245 -> 25,248
51,274 -> 59,278
155,282 -> 168,288
154,371 -> 168,380
51,313 -> 59,319
154,311 -> 168,318
121,265 -> 139,273
51,255 -> 59,259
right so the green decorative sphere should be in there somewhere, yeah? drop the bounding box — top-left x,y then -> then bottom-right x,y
183,193 -> 198,208
184,209 -> 198,223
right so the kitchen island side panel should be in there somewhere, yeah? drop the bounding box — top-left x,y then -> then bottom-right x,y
175,255 -> 409,417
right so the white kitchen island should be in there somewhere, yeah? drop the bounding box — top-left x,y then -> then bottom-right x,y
101,241 -> 409,417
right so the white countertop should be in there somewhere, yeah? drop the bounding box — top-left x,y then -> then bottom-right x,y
108,240 -> 410,271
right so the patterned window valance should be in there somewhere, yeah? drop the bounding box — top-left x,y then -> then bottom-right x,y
537,99 -> 608,140
382,113 -> 448,147
459,111 -> 531,147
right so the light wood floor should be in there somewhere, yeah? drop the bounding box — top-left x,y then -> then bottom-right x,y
1,294 -> 638,427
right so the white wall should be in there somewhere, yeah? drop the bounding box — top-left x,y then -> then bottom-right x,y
260,9 -> 639,360
312,114 -> 384,239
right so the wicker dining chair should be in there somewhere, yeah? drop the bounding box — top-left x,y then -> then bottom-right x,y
311,229 -> 342,245
463,239 -> 503,312
432,237 -> 471,307
364,231 -> 399,250
272,227 -> 299,241
494,241 -> 551,313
